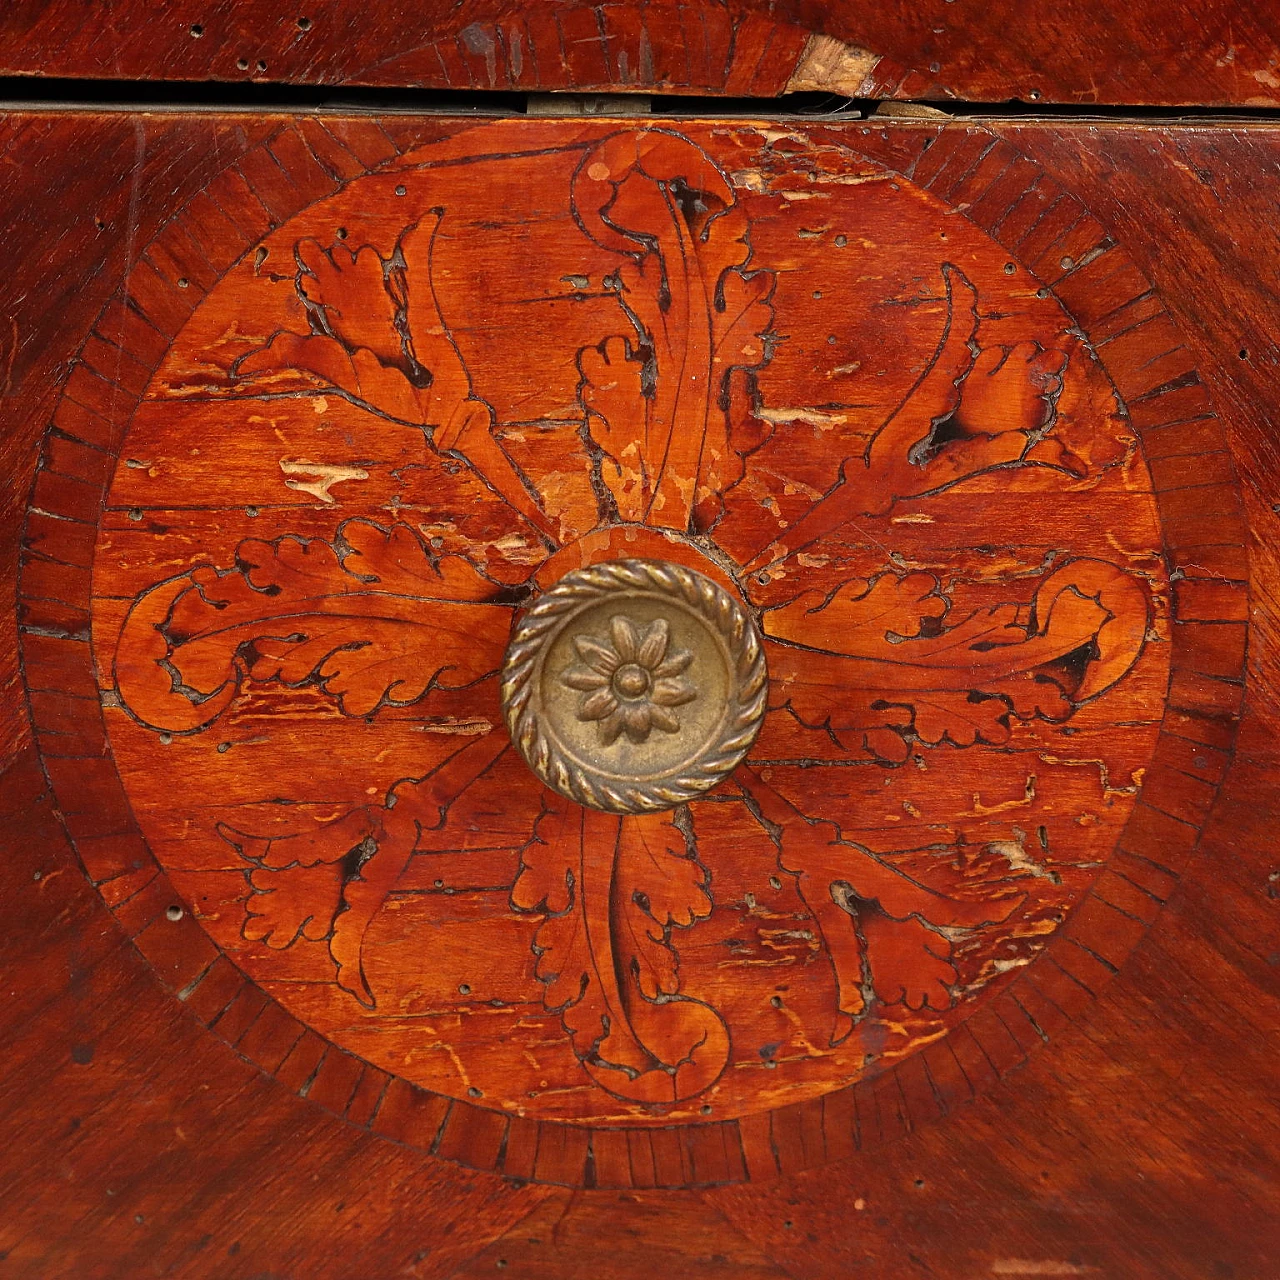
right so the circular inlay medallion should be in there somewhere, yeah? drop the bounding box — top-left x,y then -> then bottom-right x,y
20,117 -> 1246,1184
502,558 -> 767,812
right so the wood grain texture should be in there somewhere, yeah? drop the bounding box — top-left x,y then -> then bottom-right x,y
2,0 -> 1280,108
26,113 -> 1223,1166
0,109 -> 1277,1276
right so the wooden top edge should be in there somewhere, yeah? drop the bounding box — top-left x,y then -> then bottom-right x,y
0,1 -> 1278,110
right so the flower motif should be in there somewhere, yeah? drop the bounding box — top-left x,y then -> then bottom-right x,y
560,615 -> 696,744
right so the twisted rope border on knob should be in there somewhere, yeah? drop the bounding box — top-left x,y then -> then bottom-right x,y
501,559 -> 768,813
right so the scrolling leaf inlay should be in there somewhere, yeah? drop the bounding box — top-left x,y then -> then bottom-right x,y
103,123 -> 1163,1119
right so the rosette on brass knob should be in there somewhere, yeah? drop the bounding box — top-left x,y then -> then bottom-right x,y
500,559 -> 768,813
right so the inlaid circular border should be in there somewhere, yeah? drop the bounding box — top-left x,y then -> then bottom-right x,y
18,116 -> 1248,1188
503,558 -> 767,813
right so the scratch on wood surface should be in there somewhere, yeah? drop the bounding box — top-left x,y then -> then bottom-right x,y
279,457 -> 370,504
967,776 -> 1037,816
1,316 -> 16,397
414,718 -> 494,736
1038,754 -> 1145,799
757,407 -> 847,429
990,1262 -> 1097,1276
816,171 -> 898,185
987,829 -> 1061,884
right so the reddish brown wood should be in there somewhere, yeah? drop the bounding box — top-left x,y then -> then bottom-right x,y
2,0 -> 1280,108
0,107 -> 1278,1277
18,113 -> 1222,1171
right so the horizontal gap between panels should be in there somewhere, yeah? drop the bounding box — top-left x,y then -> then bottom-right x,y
2,78 -> 1280,123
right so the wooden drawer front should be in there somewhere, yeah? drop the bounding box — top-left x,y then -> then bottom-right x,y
14,111 -> 1250,1192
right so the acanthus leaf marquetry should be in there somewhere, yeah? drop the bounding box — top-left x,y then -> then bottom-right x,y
21,115 -> 1245,1186
511,800 -> 731,1105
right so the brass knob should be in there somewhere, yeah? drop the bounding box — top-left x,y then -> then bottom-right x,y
501,559 -> 768,813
